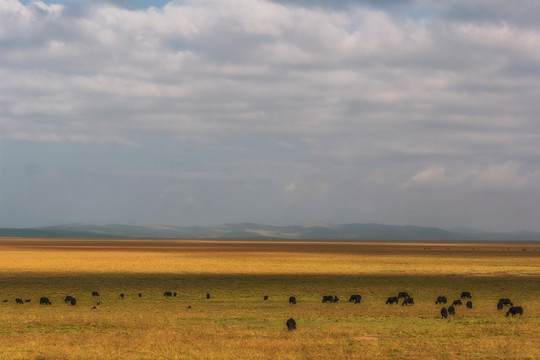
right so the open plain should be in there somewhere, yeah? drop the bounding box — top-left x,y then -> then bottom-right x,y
0,238 -> 539,359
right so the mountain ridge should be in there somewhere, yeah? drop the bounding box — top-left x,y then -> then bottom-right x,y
0,223 -> 539,241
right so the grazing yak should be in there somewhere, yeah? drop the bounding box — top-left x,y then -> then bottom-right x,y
263,296 -> 269,301
448,305 -> 456,315
70,298 -> 77,306
120,293 -> 124,299
207,293 -> 211,299
15,298 -> 23,304
39,297 -> 52,305
349,295 -> 362,304
173,292 -> 177,297
286,318 -> 296,331
506,306 -> 523,317
398,292 -> 410,299
289,296 -> 297,304
322,295 -> 339,303
466,301 -> 473,309
386,296 -> 399,304
92,291 -> 100,297
138,293 -> 142,298
461,292 -> 472,299
452,300 -> 463,306
64,295 -> 75,303
402,298 -> 414,306
164,291 -> 173,297
24,299 -> 31,303
441,307 -> 448,319
497,298 -> 513,310
435,296 -> 447,304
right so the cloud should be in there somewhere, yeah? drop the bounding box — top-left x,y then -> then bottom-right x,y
469,162 -> 531,190
2,0 -> 539,150
403,162 -> 536,191
402,165 -> 449,187
1,0 -> 540,230
284,182 -> 296,192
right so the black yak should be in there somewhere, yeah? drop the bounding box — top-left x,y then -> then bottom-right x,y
386,296 -> 399,304
506,306 -> 523,317
402,298 -> 414,306
286,318 -> 296,330
39,297 -> 52,305
435,296 -> 447,304
322,295 -> 333,303
498,298 -> 513,309
461,292 -> 472,299
441,307 -> 448,318
289,296 -> 296,304
448,305 -> 455,315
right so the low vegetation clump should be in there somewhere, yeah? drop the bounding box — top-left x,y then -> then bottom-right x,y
0,238 -> 538,359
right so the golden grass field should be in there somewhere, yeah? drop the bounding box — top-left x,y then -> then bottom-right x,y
0,238 -> 539,359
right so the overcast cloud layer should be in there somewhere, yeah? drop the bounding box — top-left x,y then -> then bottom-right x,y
1,0 -> 540,232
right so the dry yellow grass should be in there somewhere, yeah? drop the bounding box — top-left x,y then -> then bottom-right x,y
1,238 -> 538,276
0,238 -> 538,359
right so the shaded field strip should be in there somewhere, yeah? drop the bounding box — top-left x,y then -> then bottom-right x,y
1,238 -> 539,255
1,272 -> 539,283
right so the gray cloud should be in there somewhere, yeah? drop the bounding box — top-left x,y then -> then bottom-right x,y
1,0 -> 539,231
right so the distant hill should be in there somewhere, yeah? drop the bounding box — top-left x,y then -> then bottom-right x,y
1,222 -> 539,241
449,227 -> 540,241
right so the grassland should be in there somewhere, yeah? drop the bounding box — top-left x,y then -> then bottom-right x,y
0,238 -> 539,359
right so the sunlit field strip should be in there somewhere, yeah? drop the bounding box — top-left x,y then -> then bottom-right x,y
1,238 -> 539,276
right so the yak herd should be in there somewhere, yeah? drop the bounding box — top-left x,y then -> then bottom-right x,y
285,291 -> 523,330
3,290 -> 524,331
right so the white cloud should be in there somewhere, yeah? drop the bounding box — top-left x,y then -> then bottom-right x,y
284,182 -> 296,192
403,162 -> 536,191
403,165 -> 449,188
1,0 -> 539,148
469,162 -> 529,190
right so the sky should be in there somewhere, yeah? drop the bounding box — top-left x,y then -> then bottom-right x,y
1,0 -> 540,232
